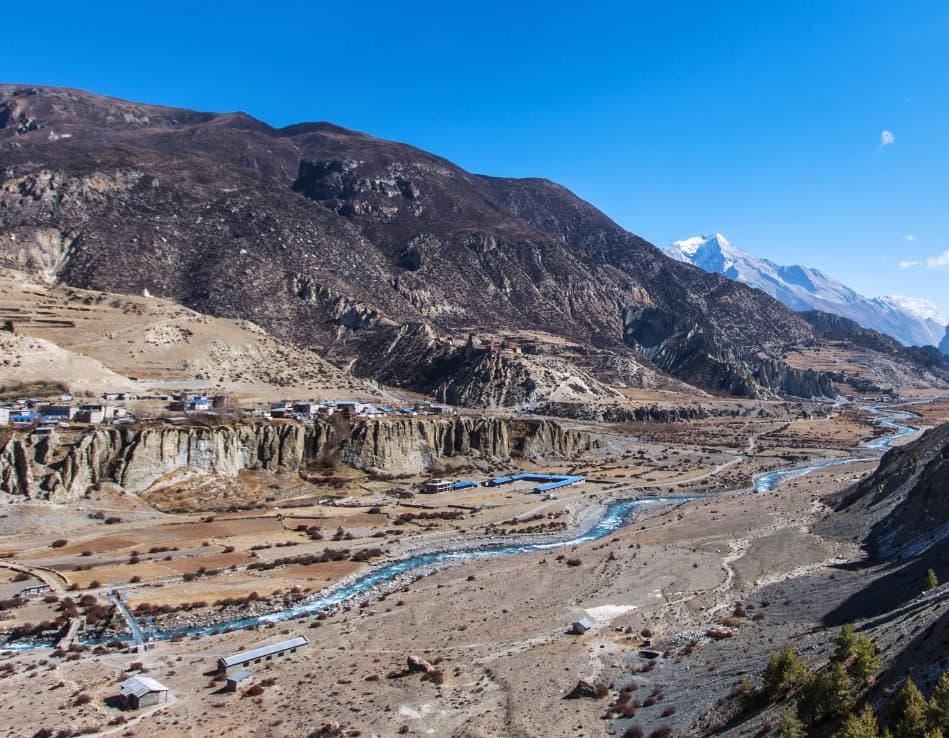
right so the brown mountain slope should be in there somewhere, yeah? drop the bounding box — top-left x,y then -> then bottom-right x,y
1,84 -> 834,400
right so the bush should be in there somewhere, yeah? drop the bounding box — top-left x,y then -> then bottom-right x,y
51,539 -> 68,548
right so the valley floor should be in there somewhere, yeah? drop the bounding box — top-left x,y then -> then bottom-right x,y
1,400 -> 946,738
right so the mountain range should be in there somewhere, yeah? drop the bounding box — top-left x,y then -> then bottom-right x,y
0,85 -> 945,405
665,234 -> 947,350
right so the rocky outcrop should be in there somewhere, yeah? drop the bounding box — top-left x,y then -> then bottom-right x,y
114,423 -> 312,494
0,436 -> 34,497
444,352 -> 537,409
0,415 -> 594,500
624,308 -> 836,398
533,402 -> 713,423
941,326 -> 949,356
341,416 -> 594,474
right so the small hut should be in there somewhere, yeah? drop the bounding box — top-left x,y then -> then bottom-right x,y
118,676 -> 170,709
226,669 -> 253,692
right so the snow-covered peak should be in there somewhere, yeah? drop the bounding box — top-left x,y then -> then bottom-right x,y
668,233 -> 732,259
878,295 -> 946,325
664,234 -> 948,347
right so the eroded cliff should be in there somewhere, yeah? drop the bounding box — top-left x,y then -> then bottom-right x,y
0,415 -> 595,500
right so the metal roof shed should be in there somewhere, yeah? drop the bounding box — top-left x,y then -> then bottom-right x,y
218,635 -> 309,674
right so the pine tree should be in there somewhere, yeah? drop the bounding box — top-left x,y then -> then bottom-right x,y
764,646 -> 809,699
930,670 -> 949,733
832,624 -> 859,664
838,704 -> 881,738
776,708 -> 806,738
925,569 -> 939,591
797,673 -> 826,727
826,662 -> 856,719
889,677 -> 929,738
851,633 -> 880,686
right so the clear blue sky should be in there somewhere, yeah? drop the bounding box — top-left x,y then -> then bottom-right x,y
3,1 -> 948,317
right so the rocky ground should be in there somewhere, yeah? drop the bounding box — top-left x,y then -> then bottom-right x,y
0,399 -> 944,738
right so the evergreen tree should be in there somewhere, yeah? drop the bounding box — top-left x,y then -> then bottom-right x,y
797,674 -> 826,727
777,708 -> 807,738
890,677 -> 929,738
851,634 -> 880,686
925,569 -> 940,591
797,664 -> 855,726
826,662 -> 856,720
838,704 -> 881,738
930,671 -> 949,733
764,646 -> 809,699
832,624 -> 859,664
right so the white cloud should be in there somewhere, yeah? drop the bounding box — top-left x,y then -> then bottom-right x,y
900,260 -> 921,268
905,234 -> 916,241
881,129 -> 895,146
925,250 -> 949,269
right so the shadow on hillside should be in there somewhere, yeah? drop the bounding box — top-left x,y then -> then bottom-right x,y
822,538 -> 949,627
874,602 -> 949,694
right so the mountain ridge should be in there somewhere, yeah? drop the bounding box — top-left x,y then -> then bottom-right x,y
666,233 -> 946,348
0,83 -> 909,403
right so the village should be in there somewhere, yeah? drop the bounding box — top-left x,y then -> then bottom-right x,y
0,391 -> 459,430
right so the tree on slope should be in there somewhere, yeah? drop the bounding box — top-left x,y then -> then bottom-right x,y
924,569 -> 939,591
764,646 -> 809,699
776,709 -> 806,738
930,671 -> 949,733
798,663 -> 855,726
832,624 -> 859,664
850,633 -> 880,687
838,704 -> 881,738
889,677 -> 929,738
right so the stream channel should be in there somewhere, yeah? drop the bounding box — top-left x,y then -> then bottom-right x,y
1,405 -> 920,649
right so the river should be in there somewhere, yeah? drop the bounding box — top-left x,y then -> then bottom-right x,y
1,405 -> 920,649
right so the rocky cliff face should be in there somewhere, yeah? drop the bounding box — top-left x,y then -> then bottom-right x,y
941,326 -> 949,356
0,85 -> 841,401
0,416 -> 594,500
624,309 -> 836,398
342,416 -> 595,474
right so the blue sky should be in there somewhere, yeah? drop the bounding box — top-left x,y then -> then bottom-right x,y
2,1 -> 948,318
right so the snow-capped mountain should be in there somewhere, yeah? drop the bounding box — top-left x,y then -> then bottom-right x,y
941,327 -> 949,356
665,234 -> 947,347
